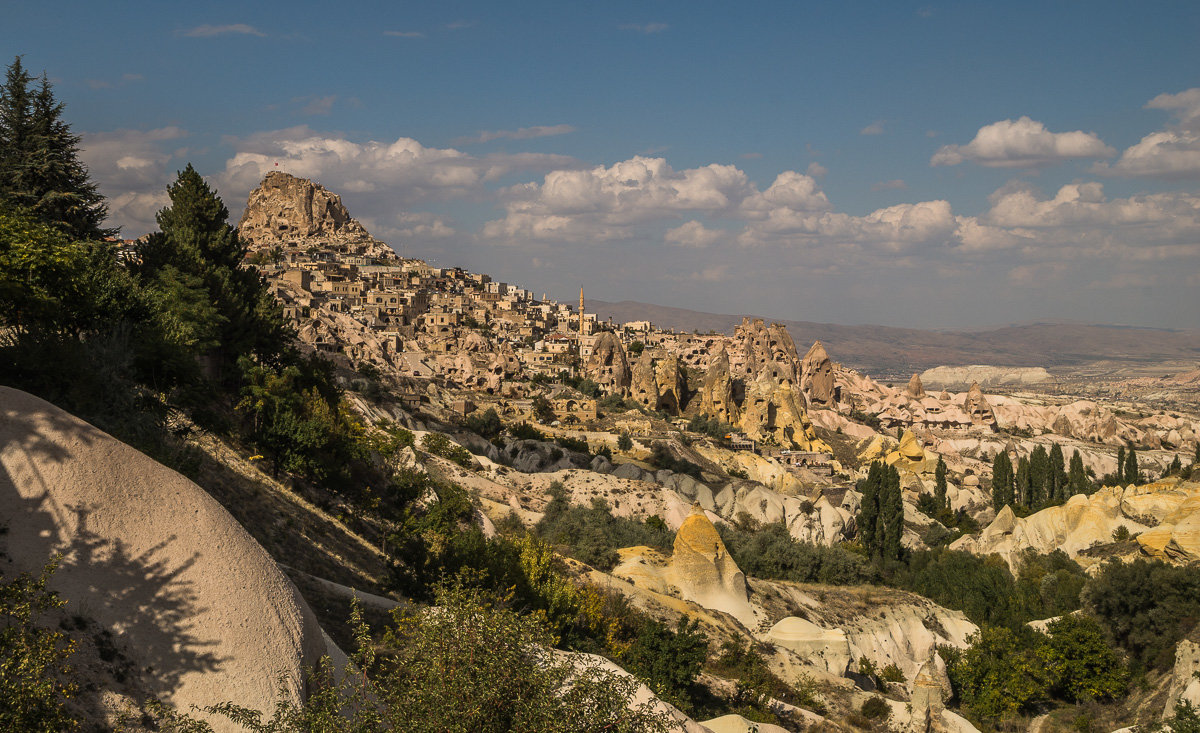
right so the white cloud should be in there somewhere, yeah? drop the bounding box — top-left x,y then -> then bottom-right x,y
665,221 -> 723,247
1094,88 -> 1200,179
484,156 -> 755,242
741,171 -> 830,214
79,126 -> 190,235
805,161 -> 827,179
620,23 -> 668,34
457,124 -> 576,145
182,23 -> 265,38
860,121 -> 885,136
217,127 -> 578,211
932,116 -> 1114,168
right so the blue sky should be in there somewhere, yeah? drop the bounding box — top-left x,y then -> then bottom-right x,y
6,1 -> 1200,329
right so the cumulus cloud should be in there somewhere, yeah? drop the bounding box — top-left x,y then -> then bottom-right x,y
932,116 -> 1114,168
457,124 -> 576,145
182,23 -> 265,37
484,156 -> 756,242
860,121 -> 885,136
1095,88 -> 1200,179
79,126 -> 190,235
665,221 -> 724,247
217,126 -> 578,211
805,162 -> 827,179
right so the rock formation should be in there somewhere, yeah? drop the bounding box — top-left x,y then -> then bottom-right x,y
655,354 -> 688,415
906,373 -> 926,399
630,351 -> 658,410
584,331 -> 632,396
766,616 -> 852,675
739,365 -> 827,451
698,342 -> 738,425
1163,638 -> 1200,718
731,318 -> 802,383
238,172 -> 393,256
909,652 -> 951,732
0,387 -> 330,731
801,340 -> 836,407
962,382 -> 998,430
668,506 -> 754,624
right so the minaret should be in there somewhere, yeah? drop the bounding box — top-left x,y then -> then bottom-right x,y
579,286 -> 585,335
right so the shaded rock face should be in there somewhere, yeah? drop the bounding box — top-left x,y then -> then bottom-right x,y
238,171 -> 390,256
907,373 -> 926,399
0,387 -> 328,732
585,331 -> 631,396
801,340 -> 836,407
698,343 -> 737,426
963,382 -> 998,430
1164,639 -> 1200,718
631,351 -> 658,411
655,354 -> 688,415
768,616 -> 852,675
731,318 -> 801,383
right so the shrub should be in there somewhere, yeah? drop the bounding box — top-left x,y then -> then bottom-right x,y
617,432 -> 633,451
1082,559 -> 1200,671
509,422 -> 544,441
0,560 -> 78,732
421,432 -> 475,469
719,523 -> 876,586
648,443 -> 703,479
535,488 -> 673,572
555,435 -> 589,453
861,696 -> 889,719
463,408 -> 503,440
879,663 -> 905,684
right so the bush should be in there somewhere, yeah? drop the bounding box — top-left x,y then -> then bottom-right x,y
879,663 -> 905,684
0,560 -> 78,732
648,443 -> 703,479
719,523 -> 876,586
620,617 -> 706,706
535,486 -> 674,571
509,422 -> 544,441
1082,559 -> 1200,671
891,549 -> 1028,627
555,435 -> 589,453
463,408 -> 502,440
617,432 -> 633,451
710,640 -> 826,715
861,696 -> 889,719
421,433 -> 476,469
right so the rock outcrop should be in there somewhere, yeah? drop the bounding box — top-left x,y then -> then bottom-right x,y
629,351 -> 687,415
1163,638 -> 1200,718
238,171 -> 391,258
962,382 -> 998,430
906,373 -> 926,399
766,616 -> 852,675
698,342 -> 738,425
739,365 -> 826,451
584,331 -> 632,396
0,387 -> 330,731
801,340 -> 836,407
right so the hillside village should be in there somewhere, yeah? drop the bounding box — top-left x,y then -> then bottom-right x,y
4,167 -> 1200,732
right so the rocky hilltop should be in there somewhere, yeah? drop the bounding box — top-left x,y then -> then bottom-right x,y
237,171 -> 394,258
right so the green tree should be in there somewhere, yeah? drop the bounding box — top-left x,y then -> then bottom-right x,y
1048,443 -> 1067,503
991,452 -> 1014,510
620,617 -> 706,706
1123,445 -> 1139,486
135,165 -> 288,382
945,625 -> 1051,722
1029,445 -> 1049,508
1015,456 -> 1032,509
1083,559 -> 1200,671
934,455 -> 948,511
1068,450 -> 1089,495
1043,614 -> 1128,703
617,432 -> 633,451
0,58 -> 108,239
880,463 -> 904,562
857,462 -> 882,557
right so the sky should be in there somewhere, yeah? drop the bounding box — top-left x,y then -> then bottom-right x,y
6,1 -> 1200,330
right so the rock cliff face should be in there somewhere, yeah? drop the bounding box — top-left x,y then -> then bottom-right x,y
238,171 -> 392,257
962,382 -> 998,430
739,364 -> 826,450
906,373 -> 926,399
1163,638 -> 1200,718
698,343 -> 738,426
731,318 -> 801,384
629,351 -> 688,415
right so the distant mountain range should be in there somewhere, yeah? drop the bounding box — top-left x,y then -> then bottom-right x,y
589,299 -> 1200,377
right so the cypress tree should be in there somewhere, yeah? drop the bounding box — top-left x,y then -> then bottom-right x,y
992,452 -> 1014,510
1029,445 -> 1049,509
857,461 -> 882,557
1016,456 -> 1032,509
1048,443 -> 1067,503
0,58 -> 109,238
881,464 -> 904,562
1068,450 -> 1089,496
1124,446 -> 1139,486
1115,446 -> 1125,485
934,455 -> 947,511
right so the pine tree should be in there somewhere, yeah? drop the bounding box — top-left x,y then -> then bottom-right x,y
1115,446 -> 1125,486
992,452 -> 1014,511
0,58 -> 109,239
135,164 -> 288,382
1068,450 -> 1089,496
1016,456 -> 1032,509
881,464 -> 904,562
857,461 -> 882,557
934,455 -> 948,512
1123,445 -> 1139,486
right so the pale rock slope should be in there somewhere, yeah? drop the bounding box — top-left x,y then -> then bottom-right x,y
0,387 -> 330,731
952,480 -> 1200,569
